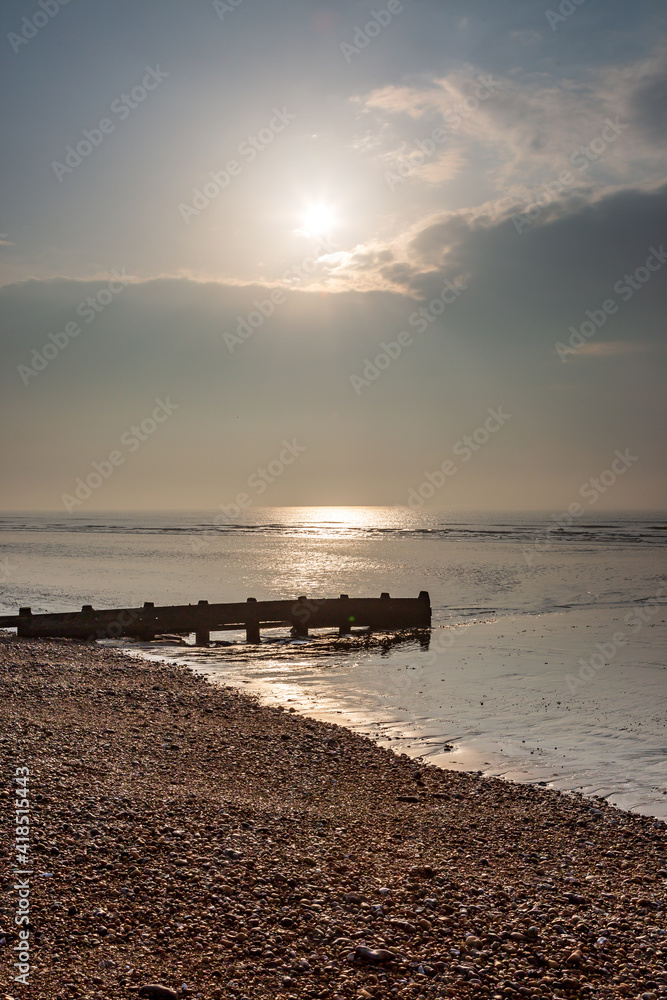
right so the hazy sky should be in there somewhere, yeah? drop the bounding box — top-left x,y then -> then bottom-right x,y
1,0 -> 666,511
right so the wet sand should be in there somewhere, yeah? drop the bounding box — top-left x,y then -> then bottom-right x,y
1,634 -> 666,999
137,608 -> 667,819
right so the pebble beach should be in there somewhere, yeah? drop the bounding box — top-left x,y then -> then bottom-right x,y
1,635 -> 666,1000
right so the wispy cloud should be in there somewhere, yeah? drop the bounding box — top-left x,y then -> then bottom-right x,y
355,43 -> 667,206
573,340 -> 650,358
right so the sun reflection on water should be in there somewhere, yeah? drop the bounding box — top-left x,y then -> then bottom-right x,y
269,506 -> 421,536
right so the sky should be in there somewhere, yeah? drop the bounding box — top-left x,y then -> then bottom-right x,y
1,0 -> 666,511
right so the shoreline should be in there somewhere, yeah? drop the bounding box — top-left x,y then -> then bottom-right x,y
1,635 -> 666,999
124,605 -> 667,821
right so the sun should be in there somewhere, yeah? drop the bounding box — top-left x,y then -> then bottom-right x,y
303,204 -> 334,236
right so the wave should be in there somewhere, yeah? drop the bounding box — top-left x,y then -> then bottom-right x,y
0,510 -> 666,547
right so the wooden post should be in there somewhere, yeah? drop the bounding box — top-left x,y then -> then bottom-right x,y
292,596 -> 309,637
18,607 -> 32,638
419,591 -> 431,629
195,600 -> 210,646
245,597 -> 260,644
138,601 -> 156,641
338,593 -> 351,635
369,592 -> 390,634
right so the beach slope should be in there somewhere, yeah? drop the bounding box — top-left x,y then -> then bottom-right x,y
0,636 -> 665,999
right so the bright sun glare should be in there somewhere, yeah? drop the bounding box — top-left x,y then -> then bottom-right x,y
303,204 -> 334,235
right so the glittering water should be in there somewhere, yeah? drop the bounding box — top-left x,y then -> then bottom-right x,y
1,508 -> 665,818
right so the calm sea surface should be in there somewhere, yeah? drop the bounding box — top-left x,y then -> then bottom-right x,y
1,508 -> 665,818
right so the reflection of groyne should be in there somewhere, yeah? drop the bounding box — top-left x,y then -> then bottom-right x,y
1,592 -> 431,645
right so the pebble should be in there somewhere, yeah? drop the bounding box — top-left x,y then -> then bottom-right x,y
138,987 -> 179,1000
2,634 -> 666,1000
355,946 -> 396,963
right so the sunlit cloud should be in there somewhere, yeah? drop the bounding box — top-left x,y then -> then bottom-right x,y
573,341 -> 651,358
355,42 -> 667,211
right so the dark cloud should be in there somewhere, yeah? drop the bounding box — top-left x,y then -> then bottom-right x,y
630,64 -> 667,145
394,184 -> 667,344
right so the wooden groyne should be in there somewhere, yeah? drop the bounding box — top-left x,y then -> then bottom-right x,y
0,592 -> 431,644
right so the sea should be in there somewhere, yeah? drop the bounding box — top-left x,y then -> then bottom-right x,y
1,508 -> 666,819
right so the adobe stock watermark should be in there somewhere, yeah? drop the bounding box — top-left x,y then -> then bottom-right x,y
522,448 -> 639,565
512,117 -> 628,234
191,439 -> 306,554
555,245 -> 666,361
13,766 -> 31,986
565,581 -> 666,695
61,397 -> 179,513
8,0 -> 71,55
340,0 -> 413,64
407,407 -> 511,507
51,67 -> 169,181
385,76 -> 502,191
224,237 -> 337,353
213,0 -> 245,20
86,607 -> 143,643
17,269 -> 131,385
0,556 -> 18,583
349,275 -> 467,395
546,0 -> 586,31
179,108 -> 296,224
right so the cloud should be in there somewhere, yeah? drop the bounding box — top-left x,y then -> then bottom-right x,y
0,242 -> 664,510
311,179 -> 667,371
571,341 -> 651,358
355,41 -> 667,208
627,45 -> 667,145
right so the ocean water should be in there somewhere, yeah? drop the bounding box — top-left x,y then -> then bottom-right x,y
1,508 -> 666,818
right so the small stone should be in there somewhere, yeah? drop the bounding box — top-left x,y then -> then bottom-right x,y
355,945 -> 396,964
390,918 -> 416,934
138,987 -> 179,1000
